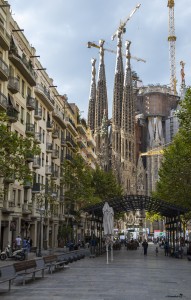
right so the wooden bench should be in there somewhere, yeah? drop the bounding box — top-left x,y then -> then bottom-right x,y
13,259 -> 45,285
43,255 -> 67,274
0,265 -> 16,292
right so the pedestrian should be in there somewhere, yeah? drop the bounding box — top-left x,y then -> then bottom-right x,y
15,235 -> 22,249
155,246 -> 159,256
142,239 -> 148,255
27,237 -> 31,252
164,240 -> 169,256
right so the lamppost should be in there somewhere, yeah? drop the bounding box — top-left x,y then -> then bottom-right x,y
37,207 -> 45,257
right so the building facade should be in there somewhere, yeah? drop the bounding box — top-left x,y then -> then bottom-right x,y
0,0 -> 96,250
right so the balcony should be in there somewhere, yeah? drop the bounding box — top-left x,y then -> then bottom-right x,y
33,156 -> 41,169
25,152 -> 34,163
4,174 -> 15,184
0,23 -> 11,50
46,143 -> 53,153
9,49 -> 36,86
26,95 -> 36,111
60,154 -> 65,164
77,123 -> 87,135
45,165 -> 52,175
52,129 -> 59,139
52,170 -> 59,180
23,180 -> 32,189
65,136 -> 77,151
65,117 -> 78,136
65,153 -> 73,163
0,57 -> 9,81
34,132 -> 42,144
60,194 -> 64,201
87,149 -> 97,160
7,76 -> 20,94
34,84 -> 54,111
7,106 -> 19,123
46,121 -> 53,132
26,123 -> 35,136
61,137 -> 67,147
51,149 -> 59,159
77,137 -> 87,148
34,107 -> 42,120
52,109 -> 67,128
32,182 -> 41,193
87,137 -> 96,148
0,91 -> 7,110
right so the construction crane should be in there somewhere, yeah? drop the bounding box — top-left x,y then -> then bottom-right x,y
87,41 -> 146,63
140,142 -> 172,157
167,0 -> 177,94
111,3 -> 141,41
140,149 -> 164,156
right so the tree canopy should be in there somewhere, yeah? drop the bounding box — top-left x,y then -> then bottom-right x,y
61,154 -> 122,209
0,113 -> 40,183
154,88 -> 191,210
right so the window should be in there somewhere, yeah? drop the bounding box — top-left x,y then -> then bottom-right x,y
42,153 -> 44,167
17,75 -> 20,92
21,80 -> 25,97
21,107 -> 24,124
43,107 -> 46,120
18,190 -> 21,207
43,130 -> 45,143
12,189 -> 16,206
27,87 -> 31,96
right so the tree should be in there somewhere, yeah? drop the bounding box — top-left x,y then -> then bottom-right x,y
0,112 -> 40,204
154,88 -> 191,209
92,167 -> 123,201
61,153 -> 97,209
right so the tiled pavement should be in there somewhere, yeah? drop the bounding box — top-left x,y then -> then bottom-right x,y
0,243 -> 191,300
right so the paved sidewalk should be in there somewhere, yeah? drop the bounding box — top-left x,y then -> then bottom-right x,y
0,243 -> 191,300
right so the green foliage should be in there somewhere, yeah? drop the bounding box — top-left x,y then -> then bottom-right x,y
61,154 -> 123,211
145,212 -> 164,222
155,88 -> 191,209
92,167 -> 123,201
61,153 -> 97,207
0,112 -> 40,183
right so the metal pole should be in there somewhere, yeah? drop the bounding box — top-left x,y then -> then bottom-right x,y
37,214 -> 42,257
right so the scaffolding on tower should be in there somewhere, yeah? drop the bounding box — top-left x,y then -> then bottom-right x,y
167,0 -> 177,95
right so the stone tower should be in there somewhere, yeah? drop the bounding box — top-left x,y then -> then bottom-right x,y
87,58 -> 96,133
94,40 -> 108,155
121,41 -> 136,194
112,31 -> 124,182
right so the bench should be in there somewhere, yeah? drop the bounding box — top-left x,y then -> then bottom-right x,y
43,255 -> 67,274
0,265 -> 15,292
13,259 -> 45,285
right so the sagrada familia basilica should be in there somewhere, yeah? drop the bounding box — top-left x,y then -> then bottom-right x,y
87,29 -> 182,232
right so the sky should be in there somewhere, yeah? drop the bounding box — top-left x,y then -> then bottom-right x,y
7,0 -> 191,119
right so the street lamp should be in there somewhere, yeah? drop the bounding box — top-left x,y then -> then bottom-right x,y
37,207 -> 45,257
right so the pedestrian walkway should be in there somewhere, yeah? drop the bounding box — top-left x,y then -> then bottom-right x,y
0,243 -> 191,300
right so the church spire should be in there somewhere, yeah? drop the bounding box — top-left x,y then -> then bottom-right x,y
112,31 -> 124,182
121,40 -> 136,194
87,58 -> 96,132
94,39 -> 108,153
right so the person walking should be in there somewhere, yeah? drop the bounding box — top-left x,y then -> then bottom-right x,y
15,235 -> 22,249
164,240 -> 169,256
142,239 -> 148,256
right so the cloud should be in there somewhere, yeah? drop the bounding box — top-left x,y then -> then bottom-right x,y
8,0 -> 191,118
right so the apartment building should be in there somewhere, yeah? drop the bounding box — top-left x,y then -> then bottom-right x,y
0,1 -> 96,250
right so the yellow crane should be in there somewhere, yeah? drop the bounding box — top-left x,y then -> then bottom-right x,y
140,149 -> 164,156
140,142 -> 172,156
87,41 -> 146,63
111,3 -> 141,41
